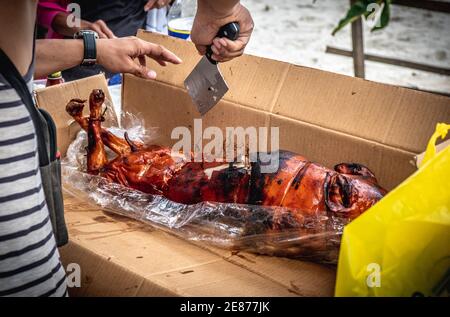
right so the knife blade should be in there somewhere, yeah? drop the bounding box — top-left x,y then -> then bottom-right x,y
184,22 -> 240,115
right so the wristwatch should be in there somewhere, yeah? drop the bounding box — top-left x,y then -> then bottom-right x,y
74,30 -> 99,66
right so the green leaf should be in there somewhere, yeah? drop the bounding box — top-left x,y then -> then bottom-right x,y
332,0 -> 391,35
332,1 -> 368,36
371,0 -> 391,31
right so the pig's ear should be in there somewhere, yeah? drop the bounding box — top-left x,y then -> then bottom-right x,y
334,163 -> 378,184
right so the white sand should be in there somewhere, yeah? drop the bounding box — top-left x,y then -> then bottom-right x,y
241,0 -> 450,94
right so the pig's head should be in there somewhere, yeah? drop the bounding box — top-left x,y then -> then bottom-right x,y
325,163 -> 387,219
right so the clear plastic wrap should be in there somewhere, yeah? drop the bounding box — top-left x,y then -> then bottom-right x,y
62,108 -> 348,264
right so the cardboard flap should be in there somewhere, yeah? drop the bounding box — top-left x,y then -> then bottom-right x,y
137,30 -> 450,154
274,66 -> 450,153
34,74 -> 111,155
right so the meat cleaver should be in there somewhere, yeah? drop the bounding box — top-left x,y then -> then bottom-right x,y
184,22 -> 240,115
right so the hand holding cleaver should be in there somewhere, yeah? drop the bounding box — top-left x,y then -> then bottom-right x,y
184,22 -> 240,115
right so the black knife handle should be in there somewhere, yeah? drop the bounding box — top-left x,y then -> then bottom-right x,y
206,22 -> 240,64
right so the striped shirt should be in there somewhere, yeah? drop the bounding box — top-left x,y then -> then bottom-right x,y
0,66 -> 67,297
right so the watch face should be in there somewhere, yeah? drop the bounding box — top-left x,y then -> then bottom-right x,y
74,30 -> 99,39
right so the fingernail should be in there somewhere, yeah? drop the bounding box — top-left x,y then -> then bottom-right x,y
147,70 -> 157,79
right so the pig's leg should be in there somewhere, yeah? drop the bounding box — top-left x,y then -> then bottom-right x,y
66,98 -> 140,155
86,89 -> 108,174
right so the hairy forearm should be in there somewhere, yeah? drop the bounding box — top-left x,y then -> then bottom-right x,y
197,0 -> 240,17
35,39 -> 84,78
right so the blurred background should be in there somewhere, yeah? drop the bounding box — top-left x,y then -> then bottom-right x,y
241,0 -> 450,95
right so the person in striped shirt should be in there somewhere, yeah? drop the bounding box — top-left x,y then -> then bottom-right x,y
0,0 -> 252,296
0,0 -> 181,297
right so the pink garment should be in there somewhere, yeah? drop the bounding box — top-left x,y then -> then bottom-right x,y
37,0 -> 70,39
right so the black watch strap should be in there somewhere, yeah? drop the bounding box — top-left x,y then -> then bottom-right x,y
78,31 -> 97,66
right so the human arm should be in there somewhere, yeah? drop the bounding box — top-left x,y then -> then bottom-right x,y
36,0 -> 67,32
51,12 -> 116,39
35,37 -> 182,79
37,0 -> 116,38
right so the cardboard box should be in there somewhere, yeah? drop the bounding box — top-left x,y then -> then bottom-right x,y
34,31 -> 450,296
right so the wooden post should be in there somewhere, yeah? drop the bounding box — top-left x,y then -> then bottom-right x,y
351,0 -> 365,78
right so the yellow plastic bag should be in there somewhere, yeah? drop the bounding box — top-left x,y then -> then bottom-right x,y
335,123 -> 450,297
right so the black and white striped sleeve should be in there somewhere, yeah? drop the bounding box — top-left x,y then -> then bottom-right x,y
0,76 -> 67,297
